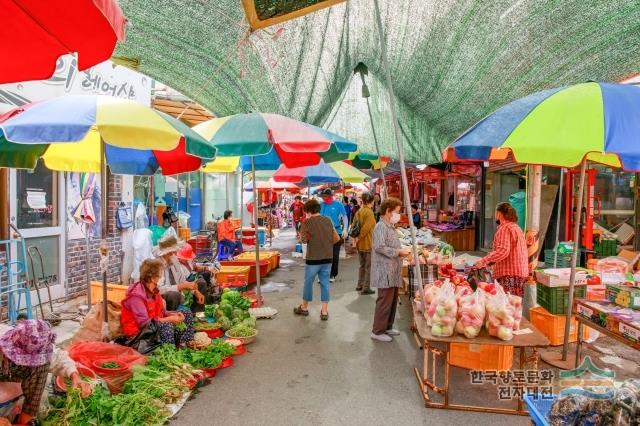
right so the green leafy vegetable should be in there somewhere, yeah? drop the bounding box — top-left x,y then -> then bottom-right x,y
227,323 -> 257,337
100,361 -> 120,369
204,304 -> 217,318
175,321 -> 187,333
182,290 -> 194,307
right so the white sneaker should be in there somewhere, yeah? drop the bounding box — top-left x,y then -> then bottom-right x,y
371,332 -> 393,342
386,329 -> 400,336
329,277 -> 336,283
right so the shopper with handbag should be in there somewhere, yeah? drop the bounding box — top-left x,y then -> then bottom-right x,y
351,192 -> 376,295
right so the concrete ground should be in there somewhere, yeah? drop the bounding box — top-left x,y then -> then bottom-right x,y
172,230 -> 533,426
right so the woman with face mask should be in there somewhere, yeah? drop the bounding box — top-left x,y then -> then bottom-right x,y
121,259 -> 195,349
370,197 -> 411,342
473,202 -> 528,296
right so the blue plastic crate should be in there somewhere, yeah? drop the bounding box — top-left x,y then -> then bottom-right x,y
524,394 -> 557,426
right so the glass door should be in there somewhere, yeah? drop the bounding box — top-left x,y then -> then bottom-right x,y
9,164 -> 66,303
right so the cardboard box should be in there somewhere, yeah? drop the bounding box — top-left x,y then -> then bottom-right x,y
534,268 -> 589,287
606,285 -> 640,310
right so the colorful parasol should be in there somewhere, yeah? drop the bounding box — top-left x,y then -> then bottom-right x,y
0,0 -> 127,83
243,179 -> 299,191
444,82 -> 640,171
345,152 -> 391,170
273,160 -> 369,184
445,81 -> 640,366
194,114 -> 357,169
72,173 -> 98,224
0,95 -> 215,175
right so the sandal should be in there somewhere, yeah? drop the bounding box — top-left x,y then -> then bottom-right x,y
293,305 -> 309,316
320,311 -> 329,321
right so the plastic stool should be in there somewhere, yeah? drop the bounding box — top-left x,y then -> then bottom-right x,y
216,244 -> 233,261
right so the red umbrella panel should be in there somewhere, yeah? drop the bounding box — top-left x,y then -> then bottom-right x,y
0,0 -> 127,84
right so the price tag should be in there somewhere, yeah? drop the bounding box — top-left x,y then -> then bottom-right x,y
619,322 -> 640,342
577,304 -> 593,318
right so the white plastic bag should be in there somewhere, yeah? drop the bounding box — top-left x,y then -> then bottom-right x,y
427,281 -> 457,337
486,285 -> 515,341
455,289 -> 486,338
508,293 -> 523,331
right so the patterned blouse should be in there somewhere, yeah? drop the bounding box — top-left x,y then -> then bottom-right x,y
371,220 -> 403,288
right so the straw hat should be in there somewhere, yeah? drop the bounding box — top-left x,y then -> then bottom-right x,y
154,235 -> 185,256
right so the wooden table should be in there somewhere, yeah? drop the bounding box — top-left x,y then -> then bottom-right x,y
575,315 -> 638,368
412,302 -> 550,415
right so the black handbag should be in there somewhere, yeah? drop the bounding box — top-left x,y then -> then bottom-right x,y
162,207 -> 179,227
123,319 -> 163,355
115,202 -> 133,230
467,268 -> 493,291
349,217 -> 361,238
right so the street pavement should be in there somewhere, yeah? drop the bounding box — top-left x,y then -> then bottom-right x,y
172,229 -> 530,426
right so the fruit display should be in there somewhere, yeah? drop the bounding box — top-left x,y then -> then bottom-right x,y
427,282 -> 458,337
607,284 -> 640,310
485,286 -> 516,341
455,289 -> 486,338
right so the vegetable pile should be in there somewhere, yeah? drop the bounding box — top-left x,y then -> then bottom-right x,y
204,289 -> 257,337
42,340 -> 237,426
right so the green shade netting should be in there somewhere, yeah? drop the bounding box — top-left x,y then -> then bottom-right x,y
115,0 -> 640,164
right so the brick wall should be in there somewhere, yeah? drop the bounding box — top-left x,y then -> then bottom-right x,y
65,174 -> 128,297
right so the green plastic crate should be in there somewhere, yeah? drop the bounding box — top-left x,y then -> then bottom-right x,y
594,239 -> 617,257
536,283 -> 586,315
544,250 -> 572,268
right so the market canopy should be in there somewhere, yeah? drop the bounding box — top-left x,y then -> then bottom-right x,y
114,1 -> 640,164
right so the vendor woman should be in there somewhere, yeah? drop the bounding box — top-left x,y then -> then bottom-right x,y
0,320 -> 91,424
121,258 -> 195,347
474,202 -> 528,296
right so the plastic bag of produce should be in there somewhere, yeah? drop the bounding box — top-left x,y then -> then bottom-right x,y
508,293 -> 523,331
421,281 -> 444,325
427,281 -> 457,337
455,289 -> 486,338
485,285 -> 515,341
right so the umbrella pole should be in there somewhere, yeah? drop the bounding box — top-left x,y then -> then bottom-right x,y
225,172 -> 230,210
252,158 -> 262,305
240,172 -> 244,228
365,96 -> 387,198
553,169 -> 565,267
373,0 -> 425,306
86,223 -> 91,306
562,160 -> 586,360
100,140 -> 109,329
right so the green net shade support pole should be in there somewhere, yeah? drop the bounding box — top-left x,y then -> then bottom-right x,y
251,157 -> 262,305
562,160 -> 587,361
373,0 -> 425,307
365,97 -> 387,199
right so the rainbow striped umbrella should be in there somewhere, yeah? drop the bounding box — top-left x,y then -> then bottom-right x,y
194,114 -> 356,169
444,82 -> 640,171
445,81 -> 640,363
0,95 -> 215,175
273,160 -> 369,184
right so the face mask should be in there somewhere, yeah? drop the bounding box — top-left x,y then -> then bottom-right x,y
390,212 -> 401,224
323,197 -> 333,204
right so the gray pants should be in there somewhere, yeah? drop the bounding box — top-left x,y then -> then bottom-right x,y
357,250 -> 371,290
372,287 -> 399,335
